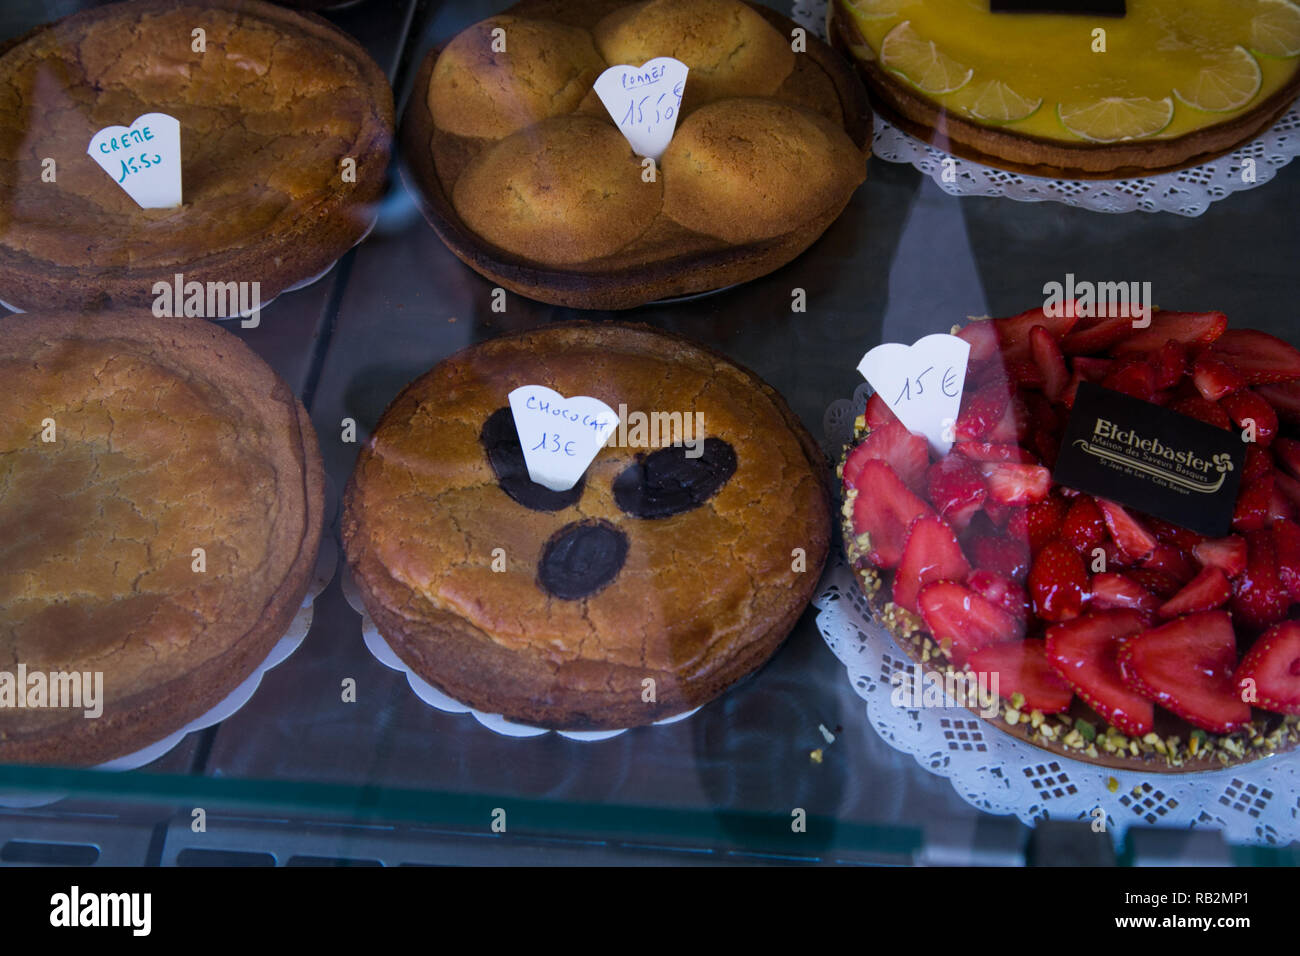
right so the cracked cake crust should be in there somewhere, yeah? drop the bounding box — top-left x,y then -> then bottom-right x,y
0,311 -> 324,765
0,0 -> 394,311
343,322 -> 832,730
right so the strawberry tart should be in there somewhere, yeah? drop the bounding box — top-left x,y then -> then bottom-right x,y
840,305 -> 1300,771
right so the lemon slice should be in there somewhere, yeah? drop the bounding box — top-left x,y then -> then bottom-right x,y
947,78 -> 1043,123
844,0 -> 907,18
1056,97 -> 1175,142
879,21 -> 973,94
1251,0 -> 1300,57
1173,46 -> 1263,113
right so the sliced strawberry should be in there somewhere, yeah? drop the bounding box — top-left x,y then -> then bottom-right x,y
1061,316 -> 1136,356
1230,528 -> 1290,631
1102,359 -> 1156,402
1269,480 -> 1294,522
1191,354 -> 1246,401
925,455 -> 987,533
917,581 -> 1021,666
1046,610 -> 1154,736
1004,507 -> 1029,540
1118,611 -> 1253,734
849,459 -> 934,570
971,534 -> 1031,582
1232,472 -> 1274,533
1275,438 -> 1300,480
1025,495 -> 1070,553
1153,340 -> 1188,390
1157,566 -> 1231,619
968,641 -> 1073,714
986,395 -> 1030,444
844,422 -> 930,491
1030,325 -> 1069,401
1072,356 -> 1115,382
1008,359 -> 1046,391
978,462 -> 1051,506
863,392 -> 901,430
1111,310 -> 1228,356
955,319 -> 1000,366
1208,329 -> 1300,385
1192,535 -> 1247,577
1028,540 -> 1088,623
1255,381 -> 1300,425
952,441 -> 1038,464
1089,572 -> 1159,613
955,386 -> 1010,441
1219,389 -> 1278,446
1236,620 -> 1300,715
994,303 -> 1081,361
892,514 -> 971,615
1098,500 -> 1157,561
982,500 -> 1012,528
1242,444 -> 1273,483
1276,470 -> 1300,512
1127,567 -> 1183,600
1271,519 -> 1300,601
1060,496 -> 1107,554
1141,544 -> 1199,585
1170,396 -> 1233,430
1143,515 -> 1206,552
965,568 -> 1029,622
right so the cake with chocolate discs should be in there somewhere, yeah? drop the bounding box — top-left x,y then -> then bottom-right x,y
840,305 -> 1300,772
403,0 -> 870,309
0,312 -> 324,765
343,323 -> 831,730
0,0 -> 394,312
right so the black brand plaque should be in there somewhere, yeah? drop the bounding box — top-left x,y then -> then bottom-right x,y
991,1 -> 1125,15
1052,382 -> 1245,538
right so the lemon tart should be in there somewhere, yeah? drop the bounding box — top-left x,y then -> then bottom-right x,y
830,0 -> 1300,177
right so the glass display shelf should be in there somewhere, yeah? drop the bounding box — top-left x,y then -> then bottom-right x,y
0,0 -> 1297,867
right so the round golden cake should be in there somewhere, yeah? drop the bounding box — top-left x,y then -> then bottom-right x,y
0,0 -> 394,311
592,0 -> 796,108
662,98 -> 867,244
343,323 -> 831,730
452,115 -> 663,265
429,15 -> 607,139
0,311 -> 324,765
830,0 -> 1300,178
402,0 -> 871,309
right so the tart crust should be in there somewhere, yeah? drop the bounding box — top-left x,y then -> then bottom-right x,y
343,322 -> 832,729
402,0 -> 871,310
0,0 -> 394,312
0,311 -> 324,765
829,0 -> 1300,180
838,431 -> 1300,774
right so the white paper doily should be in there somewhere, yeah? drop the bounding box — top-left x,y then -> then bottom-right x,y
792,0 -> 1300,217
816,380 -> 1300,847
340,567 -> 699,741
0,514 -> 339,808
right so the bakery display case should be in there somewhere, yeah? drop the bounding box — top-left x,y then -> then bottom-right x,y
1,0 -> 1299,870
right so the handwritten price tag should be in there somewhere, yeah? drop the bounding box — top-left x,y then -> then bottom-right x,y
87,112 -> 181,209
857,334 -> 971,456
593,57 -> 688,161
508,385 -> 619,492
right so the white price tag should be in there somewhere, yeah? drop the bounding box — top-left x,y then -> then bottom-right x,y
857,334 -> 971,456
508,385 -> 620,492
593,57 -> 688,161
87,112 -> 182,209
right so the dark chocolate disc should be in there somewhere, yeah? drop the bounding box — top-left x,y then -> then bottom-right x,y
537,520 -> 629,600
480,406 -> 584,512
612,438 -> 737,519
